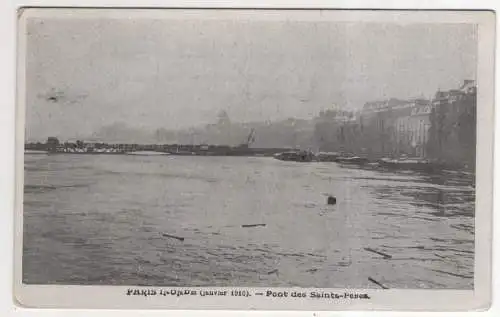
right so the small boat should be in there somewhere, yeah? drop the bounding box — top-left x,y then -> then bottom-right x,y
366,162 -> 380,168
335,155 -> 369,165
316,152 -> 340,162
378,157 -> 433,171
274,150 -> 315,162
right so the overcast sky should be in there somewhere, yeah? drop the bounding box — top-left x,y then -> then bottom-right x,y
25,17 -> 477,141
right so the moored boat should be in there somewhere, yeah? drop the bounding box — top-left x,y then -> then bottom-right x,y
316,152 -> 340,162
378,157 -> 434,171
335,155 -> 369,165
274,150 -> 315,162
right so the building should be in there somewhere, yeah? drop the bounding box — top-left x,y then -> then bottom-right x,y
313,79 -> 475,163
359,98 -> 432,158
459,79 -> 477,94
408,101 -> 433,157
394,99 -> 433,157
313,109 -> 360,152
426,80 -> 477,168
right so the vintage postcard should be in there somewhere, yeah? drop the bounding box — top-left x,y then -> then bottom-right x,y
14,8 -> 495,311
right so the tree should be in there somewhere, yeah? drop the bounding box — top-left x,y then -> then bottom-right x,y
46,137 -> 59,146
46,137 -> 60,152
76,140 -> 84,148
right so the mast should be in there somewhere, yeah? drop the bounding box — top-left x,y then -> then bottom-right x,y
246,128 -> 256,145
238,128 -> 255,148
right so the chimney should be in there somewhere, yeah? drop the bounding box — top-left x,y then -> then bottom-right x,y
461,80 -> 475,89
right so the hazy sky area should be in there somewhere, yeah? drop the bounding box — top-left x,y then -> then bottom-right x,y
25,17 -> 477,141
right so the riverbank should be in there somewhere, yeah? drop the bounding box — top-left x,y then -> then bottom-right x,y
25,149 -> 474,175
335,157 -> 474,175
271,150 -> 474,174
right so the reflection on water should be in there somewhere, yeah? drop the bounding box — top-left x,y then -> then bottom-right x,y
23,154 -> 475,289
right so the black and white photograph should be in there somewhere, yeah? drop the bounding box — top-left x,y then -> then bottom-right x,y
14,8 -> 495,310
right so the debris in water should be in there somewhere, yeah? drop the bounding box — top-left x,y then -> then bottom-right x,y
267,269 -> 279,275
364,247 -> 392,259
242,224 -> 266,228
304,202 -> 317,208
306,268 -> 318,273
431,269 -> 473,279
368,277 -> 389,289
161,233 -> 185,241
327,196 -> 337,205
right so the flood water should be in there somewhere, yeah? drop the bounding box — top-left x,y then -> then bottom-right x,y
23,154 -> 475,289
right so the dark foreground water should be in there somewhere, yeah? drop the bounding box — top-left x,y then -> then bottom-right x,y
23,154 -> 475,289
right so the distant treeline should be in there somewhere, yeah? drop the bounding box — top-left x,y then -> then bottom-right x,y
24,138 -> 288,155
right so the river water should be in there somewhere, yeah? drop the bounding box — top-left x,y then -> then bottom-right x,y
23,154 -> 475,289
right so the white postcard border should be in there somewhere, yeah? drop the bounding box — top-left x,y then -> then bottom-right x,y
9,5 -> 497,313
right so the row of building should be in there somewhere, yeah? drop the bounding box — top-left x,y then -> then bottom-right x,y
313,80 -> 477,168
